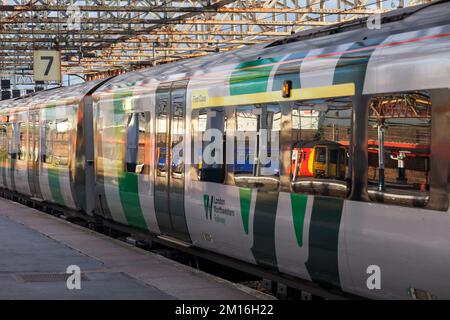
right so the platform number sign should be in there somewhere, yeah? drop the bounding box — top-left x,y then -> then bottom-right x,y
33,50 -> 61,82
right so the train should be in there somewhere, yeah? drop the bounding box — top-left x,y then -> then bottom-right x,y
1,0 -> 450,300
291,140 -> 347,180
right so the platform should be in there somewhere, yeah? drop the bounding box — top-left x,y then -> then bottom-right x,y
0,198 -> 267,300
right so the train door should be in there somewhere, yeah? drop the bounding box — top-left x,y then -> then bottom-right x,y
154,80 -> 191,243
27,111 -> 42,198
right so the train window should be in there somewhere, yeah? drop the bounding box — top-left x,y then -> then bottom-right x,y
7,122 -> 23,160
367,91 -> 431,208
193,108 -> 227,183
28,115 -> 39,163
171,91 -> 185,178
41,119 -> 70,166
234,104 -> 280,191
6,123 -> 13,159
18,122 -> 26,161
291,97 -> 352,198
42,120 -> 53,164
125,112 -> 149,174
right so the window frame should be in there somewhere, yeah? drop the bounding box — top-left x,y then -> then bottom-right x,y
190,106 -> 227,184
125,111 -> 150,175
363,89 -> 449,211
288,96 -> 354,198
232,103 -> 281,192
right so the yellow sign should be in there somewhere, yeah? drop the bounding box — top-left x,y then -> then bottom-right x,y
192,83 -> 355,109
33,50 -> 61,82
192,89 -> 209,109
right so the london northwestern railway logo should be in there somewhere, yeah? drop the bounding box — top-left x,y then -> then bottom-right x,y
203,194 -> 214,220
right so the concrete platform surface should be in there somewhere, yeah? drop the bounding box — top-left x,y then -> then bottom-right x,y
0,198 -> 266,300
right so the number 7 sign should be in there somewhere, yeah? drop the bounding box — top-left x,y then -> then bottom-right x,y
33,50 -> 61,82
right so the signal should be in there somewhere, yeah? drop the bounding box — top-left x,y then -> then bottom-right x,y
282,80 -> 292,98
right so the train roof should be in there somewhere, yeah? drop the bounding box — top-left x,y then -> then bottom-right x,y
267,0 -> 450,47
295,140 -> 345,148
94,0 -> 450,95
0,78 -> 107,112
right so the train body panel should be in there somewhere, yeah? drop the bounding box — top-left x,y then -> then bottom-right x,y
364,24 -> 450,94
185,181 -> 257,264
93,81 -> 161,233
95,93 -> 137,226
184,186 -> 450,299
274,192 -> 313,281
37,103 -> 78,209
340,200 -> 450,299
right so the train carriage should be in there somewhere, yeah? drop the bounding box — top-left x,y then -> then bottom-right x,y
0,0 -> 450,300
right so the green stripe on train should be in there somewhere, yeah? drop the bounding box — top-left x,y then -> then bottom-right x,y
47,167 -> 65,205
303,38 -> 385,288
239,187 -> 252,234
230,57 -> 282,96
305,196 -> 343,289
45,104 -> 66,206
113,92 -> 148,230
251,191 -> 279,269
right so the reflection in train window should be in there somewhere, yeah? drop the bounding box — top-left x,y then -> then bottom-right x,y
28,116 -> 39,163
19,122 -> 26,160
0,123 -> 6,159
291,97 -> 352,198
7,123 -> 13,159
195,108 -> 227,183
171,94 -> 185,178
41,119 -> 70,166
234,104 -> 280,191
367,91 -> 431,208
42,120 -> 53,164
126,112 -> 149,174
7,122 -> 23,160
